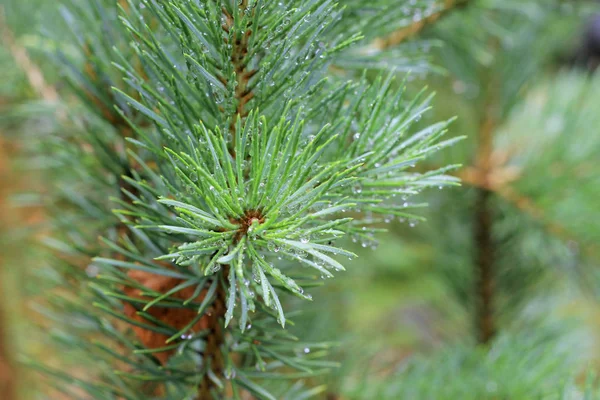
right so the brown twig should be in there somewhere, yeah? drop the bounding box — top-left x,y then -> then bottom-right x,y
457,155 -> 599,262
459,170 -> 570,243
471,66 -> 499,344
372,0 -> 470,50
223,1 -> 255,152
473,186 -> 495,344
198,268 -> 228,400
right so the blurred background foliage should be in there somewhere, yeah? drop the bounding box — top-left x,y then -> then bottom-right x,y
1,0 -> 600,399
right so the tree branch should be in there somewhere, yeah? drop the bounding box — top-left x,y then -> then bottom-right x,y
473,186 -> 495,344
472,74 -> 498,345
198,3 -> 255,398
198,268 -> 228,400
373,0 -> 470,50
458,157 -> 598,261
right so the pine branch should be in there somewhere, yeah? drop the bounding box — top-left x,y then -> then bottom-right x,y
198,3 -> 256,397
455,72 -> 600,302
26,1 -> 461,397
497,187 -> 599,258
459,169 -> 599,260
351,328 -> 594,398
372,0 -> 470,50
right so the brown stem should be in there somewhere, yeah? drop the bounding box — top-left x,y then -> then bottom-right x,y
199,270 -> 228,400
474,187 -> 494,344
472,73 -> 498,344
372,0 -> 470,50
225,0 -> 254,149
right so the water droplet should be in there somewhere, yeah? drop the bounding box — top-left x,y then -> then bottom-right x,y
86,265 -> 99,277
225,368 -> 236,380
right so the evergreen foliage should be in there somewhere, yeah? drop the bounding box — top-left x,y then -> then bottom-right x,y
2,0 -> 600,399
10,0 -> 459,398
